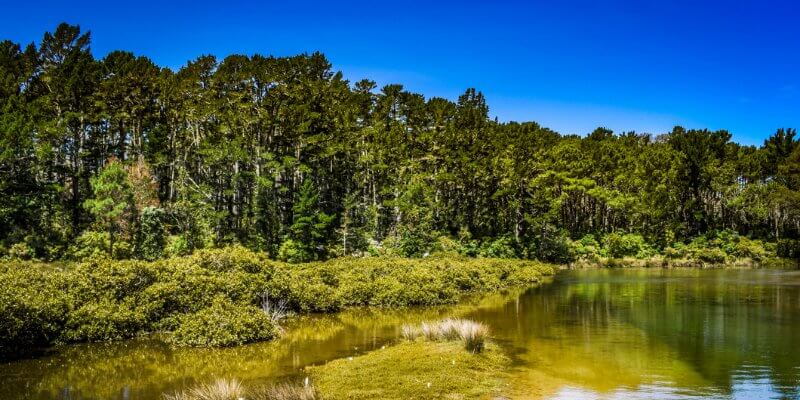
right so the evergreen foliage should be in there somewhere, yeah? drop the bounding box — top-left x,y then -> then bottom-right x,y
1,23 -> 799,262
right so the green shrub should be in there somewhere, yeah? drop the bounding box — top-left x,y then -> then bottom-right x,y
570,234 -> 601,260
664,243 -> 687,259
168,297 -> 276,347
526,228 -> 574,263
477,236 -> 517,259
68,231 -> 111,260
8,242 -> 34,260
164,235 -> 190,257
732,237 -> 768,260
603,233 -> 653,259
137,207 -> 166,261
0,248 -> 556,353
0,267 -> 68,355
62,298 -> 145,342
277,239 -> 314,263
777,239 -> 800,259
692,246 -> 728,264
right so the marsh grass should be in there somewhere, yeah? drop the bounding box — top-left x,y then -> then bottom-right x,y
402,318 -> 489,352
163,378 -> 244,400
163,378 -> 316,400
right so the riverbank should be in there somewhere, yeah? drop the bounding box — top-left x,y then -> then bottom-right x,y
568,256 -> 800,269
0,247 -> 555,358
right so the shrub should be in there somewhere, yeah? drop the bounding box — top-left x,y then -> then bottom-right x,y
168,297 -> 276,347
777,239 -> 800,259
477,236 -> 517,259
8,242 -> 34,260
732,237 -> 768,260
526,228 -> 574,263
603,233 -> 653,259
0,248 -> 555,353
277,239 -> 314,263
164,235 -> 190,257
137,206 -> 166,261
62,298 -> 145,342
68,231 -> 111,260
692,246 -> 728,264
570,234 -> 601,260
0,267 -> 68,355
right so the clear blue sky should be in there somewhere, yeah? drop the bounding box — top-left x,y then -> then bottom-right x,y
2,0 -> 798,145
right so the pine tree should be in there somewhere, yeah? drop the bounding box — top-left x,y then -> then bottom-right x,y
84,159 -> 134,255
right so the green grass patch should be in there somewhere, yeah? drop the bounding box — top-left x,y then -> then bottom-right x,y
307,340 -> 511,399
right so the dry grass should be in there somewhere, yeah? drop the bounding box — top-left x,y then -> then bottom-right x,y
163,378 -> 244,400
401,318 -> 489,352
163,379 -> 316,400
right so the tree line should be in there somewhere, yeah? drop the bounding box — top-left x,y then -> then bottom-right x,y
1,23 -> 799,262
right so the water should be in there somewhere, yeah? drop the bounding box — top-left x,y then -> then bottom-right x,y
2,268 -> 800,399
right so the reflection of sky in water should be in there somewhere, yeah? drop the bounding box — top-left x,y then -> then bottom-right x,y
550,376 -> 785,400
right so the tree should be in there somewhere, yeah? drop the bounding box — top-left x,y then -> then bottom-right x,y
281,179 -> 334,262
84,159 -> 134,255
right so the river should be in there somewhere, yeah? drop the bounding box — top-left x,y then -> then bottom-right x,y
2,268 -> 799,399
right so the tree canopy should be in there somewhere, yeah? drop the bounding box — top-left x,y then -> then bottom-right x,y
1,23 -> 799,262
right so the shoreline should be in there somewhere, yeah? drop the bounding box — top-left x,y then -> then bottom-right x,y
566,256 -> 800,270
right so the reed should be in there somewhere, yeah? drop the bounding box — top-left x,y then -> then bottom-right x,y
400,318 -> 489,352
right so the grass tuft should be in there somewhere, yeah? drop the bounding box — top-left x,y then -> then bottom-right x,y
163,378 -> 244,400
164,379 -> 316,400
401,318 -> 489,352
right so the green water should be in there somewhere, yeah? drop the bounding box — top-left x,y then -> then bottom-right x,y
2,268 -> 800,399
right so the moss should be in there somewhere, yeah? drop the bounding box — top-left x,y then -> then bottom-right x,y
307,340 -> 511,399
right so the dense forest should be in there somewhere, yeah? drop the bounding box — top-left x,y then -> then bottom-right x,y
2,23 -> 799,263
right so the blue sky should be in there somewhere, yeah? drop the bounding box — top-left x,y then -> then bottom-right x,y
2,0 -> 798,145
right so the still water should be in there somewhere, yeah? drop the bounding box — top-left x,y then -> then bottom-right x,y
2,268 -> 800,399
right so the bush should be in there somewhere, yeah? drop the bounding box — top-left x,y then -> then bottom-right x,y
477,236 -> 517,259
7,242 -> 34,260
526,228 -> 574,263
137,207 -> 166,260
732,237 -> 768,260
777,239 -> 800,259
692,246 -> 728,264
603,233 -> 653,259
168,297 -> 276,347
67,231 -> 110,260
0,248 -> 556,353
0,267 -> 68,355
277,239 -> 314,263
62,299 -> 145,342
164,235 -> 190,257
570,234 -> 601,260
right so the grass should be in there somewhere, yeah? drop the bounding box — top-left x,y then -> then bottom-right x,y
402,318 -> 490,352
163,378 -> 244,400
307,340 -> 511,399
164,379 -> 316,400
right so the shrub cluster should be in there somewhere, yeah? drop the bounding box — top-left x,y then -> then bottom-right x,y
568,230 -> 776,264
0,248 -> 554,355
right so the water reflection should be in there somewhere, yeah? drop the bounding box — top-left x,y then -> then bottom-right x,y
1,269 -> 799,399
471,269 -> 800,399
